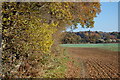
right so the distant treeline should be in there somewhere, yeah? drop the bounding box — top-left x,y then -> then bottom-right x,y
61,31 -> 120,44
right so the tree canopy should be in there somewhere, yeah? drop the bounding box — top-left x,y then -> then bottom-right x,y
2,2 -> 101,52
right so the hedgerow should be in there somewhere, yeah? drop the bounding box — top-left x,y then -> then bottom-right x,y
1,2 -> 100,78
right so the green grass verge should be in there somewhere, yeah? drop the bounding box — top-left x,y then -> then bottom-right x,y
42,48 -> 70,78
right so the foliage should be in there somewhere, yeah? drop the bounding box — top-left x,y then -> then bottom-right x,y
61,31 -> 120,44
61,32 -> 81,44
2,2 -> 101,78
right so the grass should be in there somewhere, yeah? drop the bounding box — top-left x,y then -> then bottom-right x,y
60,43 -> 120,51
43,47 -> 73,78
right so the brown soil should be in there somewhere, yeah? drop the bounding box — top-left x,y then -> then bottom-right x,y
66,47 -> 119,78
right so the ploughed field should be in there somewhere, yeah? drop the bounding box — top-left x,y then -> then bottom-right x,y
61,44 -> 119,78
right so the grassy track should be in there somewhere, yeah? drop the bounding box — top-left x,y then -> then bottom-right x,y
60,43 -> 120,51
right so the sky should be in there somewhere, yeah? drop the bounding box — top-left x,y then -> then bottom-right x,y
67,2 -> 118,32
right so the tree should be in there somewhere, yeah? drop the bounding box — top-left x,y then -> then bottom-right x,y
61,32 -> 81,44
2,2 -> 101,78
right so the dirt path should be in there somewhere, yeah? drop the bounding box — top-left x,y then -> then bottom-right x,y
66,47 -> 119,78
